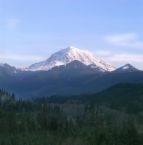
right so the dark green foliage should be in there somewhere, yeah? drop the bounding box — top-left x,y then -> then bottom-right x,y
80,83 -> 143,113
0,86 -> 143,145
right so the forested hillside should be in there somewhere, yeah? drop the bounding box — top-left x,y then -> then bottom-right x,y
0,85 -> 143,145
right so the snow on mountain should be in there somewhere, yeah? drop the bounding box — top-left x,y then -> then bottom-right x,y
26,46 -> 115,72
114,64 -> 139,72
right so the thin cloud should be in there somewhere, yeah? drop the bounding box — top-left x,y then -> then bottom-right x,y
5,18 -> 20,30
0,54 -> 45,62
106,53 -> 143,63
95,50 -> 112,56
95,50 -> 143,69
0,53 -> 46,68
105,33 -> 143,49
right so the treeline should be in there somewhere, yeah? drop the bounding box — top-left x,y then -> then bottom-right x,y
0,90 -> 143,145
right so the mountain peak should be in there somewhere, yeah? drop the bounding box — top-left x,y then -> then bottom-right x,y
27,46 -> 115,72
114,64 -> 139,73
66,46 -> 79,51
64,46 -> 93,57
122,64 -> 134,70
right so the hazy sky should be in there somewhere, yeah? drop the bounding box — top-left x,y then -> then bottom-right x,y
0,0 -> 143,69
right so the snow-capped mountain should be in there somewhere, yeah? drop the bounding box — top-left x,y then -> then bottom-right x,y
114,64 -> 139,73
26,46 -> 115,72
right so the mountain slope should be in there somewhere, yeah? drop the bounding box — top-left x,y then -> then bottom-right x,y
11,66 -> 143,98
27,46 -> 114,72
0,61 -> 143,98
82,83 -> 143,113
45,83 -> 143,114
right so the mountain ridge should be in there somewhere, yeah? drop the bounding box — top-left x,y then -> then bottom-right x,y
0,60 -> 142,98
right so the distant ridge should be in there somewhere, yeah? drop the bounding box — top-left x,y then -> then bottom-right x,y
0,61 -> 142,98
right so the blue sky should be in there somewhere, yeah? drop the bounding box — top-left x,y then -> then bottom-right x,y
0,0 -> 143,69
